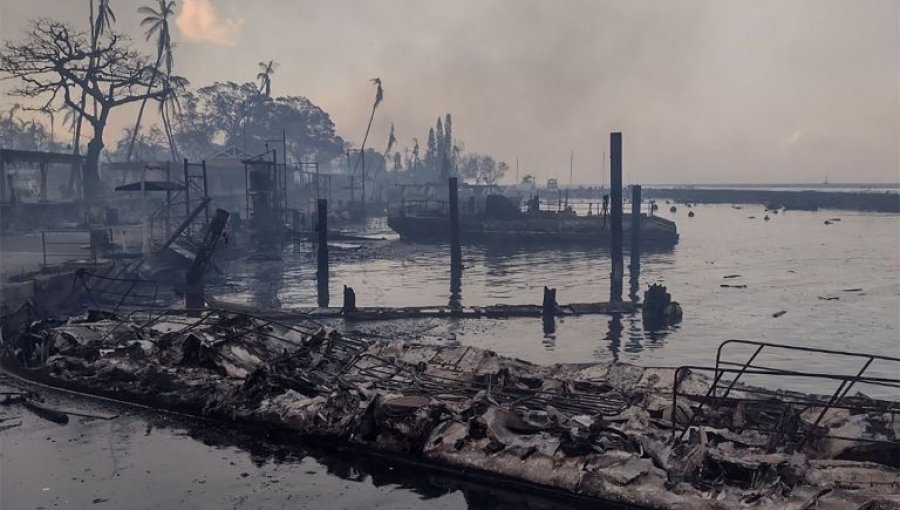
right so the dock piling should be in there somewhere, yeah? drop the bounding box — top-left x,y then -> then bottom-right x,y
449,177 -> 462,309
629,184 -> 641,301
317,199 -> 329,307
610,133 -> 624,302
342,285 -> 356,314
542,286 -> 557,317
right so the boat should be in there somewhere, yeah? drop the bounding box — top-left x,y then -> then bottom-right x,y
388,194 -> 678,246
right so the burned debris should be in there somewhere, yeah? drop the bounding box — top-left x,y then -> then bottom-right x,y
2,308 -> 897,509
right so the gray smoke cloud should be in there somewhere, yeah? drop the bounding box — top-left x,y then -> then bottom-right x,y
1,0 -> 897,184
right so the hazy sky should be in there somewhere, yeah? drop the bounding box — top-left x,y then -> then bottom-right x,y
1,0 -> 897,184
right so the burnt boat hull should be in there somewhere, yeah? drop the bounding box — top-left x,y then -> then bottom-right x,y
388,213 -> 678,246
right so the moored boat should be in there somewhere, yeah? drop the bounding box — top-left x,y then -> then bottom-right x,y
388,194 -> 678,246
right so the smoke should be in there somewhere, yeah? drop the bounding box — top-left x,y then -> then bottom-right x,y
175,0 -> 243,47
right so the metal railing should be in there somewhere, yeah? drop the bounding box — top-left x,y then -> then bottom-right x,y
671,340 -> 900,450
40,229 -> 114,268
74,270 -> 160,321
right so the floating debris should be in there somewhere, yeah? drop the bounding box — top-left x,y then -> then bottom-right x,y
722,274 -> 742,279
720,284 -> 748,289
772,310 -> 787,318
2,309 -> 896,509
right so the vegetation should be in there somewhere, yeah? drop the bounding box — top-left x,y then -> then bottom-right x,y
0,19 -> 170,197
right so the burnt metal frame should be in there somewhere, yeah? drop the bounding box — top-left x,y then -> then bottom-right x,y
75,271 -> 160,320
670,339 -> 900,448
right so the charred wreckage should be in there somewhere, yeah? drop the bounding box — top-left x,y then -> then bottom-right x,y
1,301 -> 898,510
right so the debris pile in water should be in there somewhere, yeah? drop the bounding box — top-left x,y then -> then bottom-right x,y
2,310 -> 898,509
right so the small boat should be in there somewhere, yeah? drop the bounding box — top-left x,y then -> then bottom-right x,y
388,194 -> 678,247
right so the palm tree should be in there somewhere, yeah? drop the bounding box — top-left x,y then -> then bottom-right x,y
126,0 -> 176,162
256,60 -> 279,99
158,73 -> 189,161
358,78 -> 384,206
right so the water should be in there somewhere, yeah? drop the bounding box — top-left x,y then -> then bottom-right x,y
0,383 -> 594,510
5,204 -> 898,510
214,204 -> 900,392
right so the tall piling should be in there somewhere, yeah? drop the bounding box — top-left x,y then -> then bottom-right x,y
316,199 -> 329,307
449,177 -> 462,309
610,132 -> 624,302
629,184 -> 641,302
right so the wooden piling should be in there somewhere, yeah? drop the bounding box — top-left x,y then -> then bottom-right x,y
449,177 -> 461,263
317,199 -> 329,307
610,133 -> 624,302
449,177 -> 462,308
343,285 -> 356,314
542,286 -> 557,317
629,185 -> 641,302
630,185 -> 641,268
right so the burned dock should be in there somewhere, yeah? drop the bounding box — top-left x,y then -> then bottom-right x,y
1,307 -> 897,509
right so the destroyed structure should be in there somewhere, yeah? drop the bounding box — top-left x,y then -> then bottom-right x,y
2,305 -> 897,510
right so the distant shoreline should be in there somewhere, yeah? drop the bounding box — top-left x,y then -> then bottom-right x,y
522,185 -> 899,212
641,187 -> 899,212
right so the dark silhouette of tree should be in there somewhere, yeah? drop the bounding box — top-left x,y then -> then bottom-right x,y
74,0 -> 116,160
424,128 -> 436,171
0,20 -> 170,197
171,81 -> 344,163
256,60 -> 278,98
126,0 -> 176,162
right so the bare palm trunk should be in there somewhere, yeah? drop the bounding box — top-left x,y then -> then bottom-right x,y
71,0 -> 96,194
126,53 -> 162,162
161,101 -> 178,161
359,104 -> 378,206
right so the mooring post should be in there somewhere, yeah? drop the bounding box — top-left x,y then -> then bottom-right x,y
542,286 -> 557,317
610,132 -> 624,302
448,177 -> 462,309
342,285 -> 356,315
629,184 -> 641,302
316,199 -> 329,307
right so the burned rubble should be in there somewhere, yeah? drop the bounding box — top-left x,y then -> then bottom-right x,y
2,308 -> 897,510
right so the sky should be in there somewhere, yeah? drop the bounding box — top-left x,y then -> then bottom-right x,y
0,0 -> 898,184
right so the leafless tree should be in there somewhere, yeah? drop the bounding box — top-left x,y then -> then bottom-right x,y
0,19 -> 170,197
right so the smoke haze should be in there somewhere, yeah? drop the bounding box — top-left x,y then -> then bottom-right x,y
1,0 -> 897,184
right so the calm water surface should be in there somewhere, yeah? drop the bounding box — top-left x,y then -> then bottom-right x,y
215,204 -> 900,390
5,204 -> 898,510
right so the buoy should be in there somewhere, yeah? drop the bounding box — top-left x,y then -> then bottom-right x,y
688,211 -> 695,218
669,206 -> 677,213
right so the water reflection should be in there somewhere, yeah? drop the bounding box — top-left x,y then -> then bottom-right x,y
450,254 -> 462,309
604,313 -> 624,361
173,417 -> 600,510
541,315 -> 556,350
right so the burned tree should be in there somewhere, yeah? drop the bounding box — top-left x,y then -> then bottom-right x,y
0,20 -> 169,198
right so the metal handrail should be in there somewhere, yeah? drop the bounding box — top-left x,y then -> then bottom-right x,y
671,339 -> 900,448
